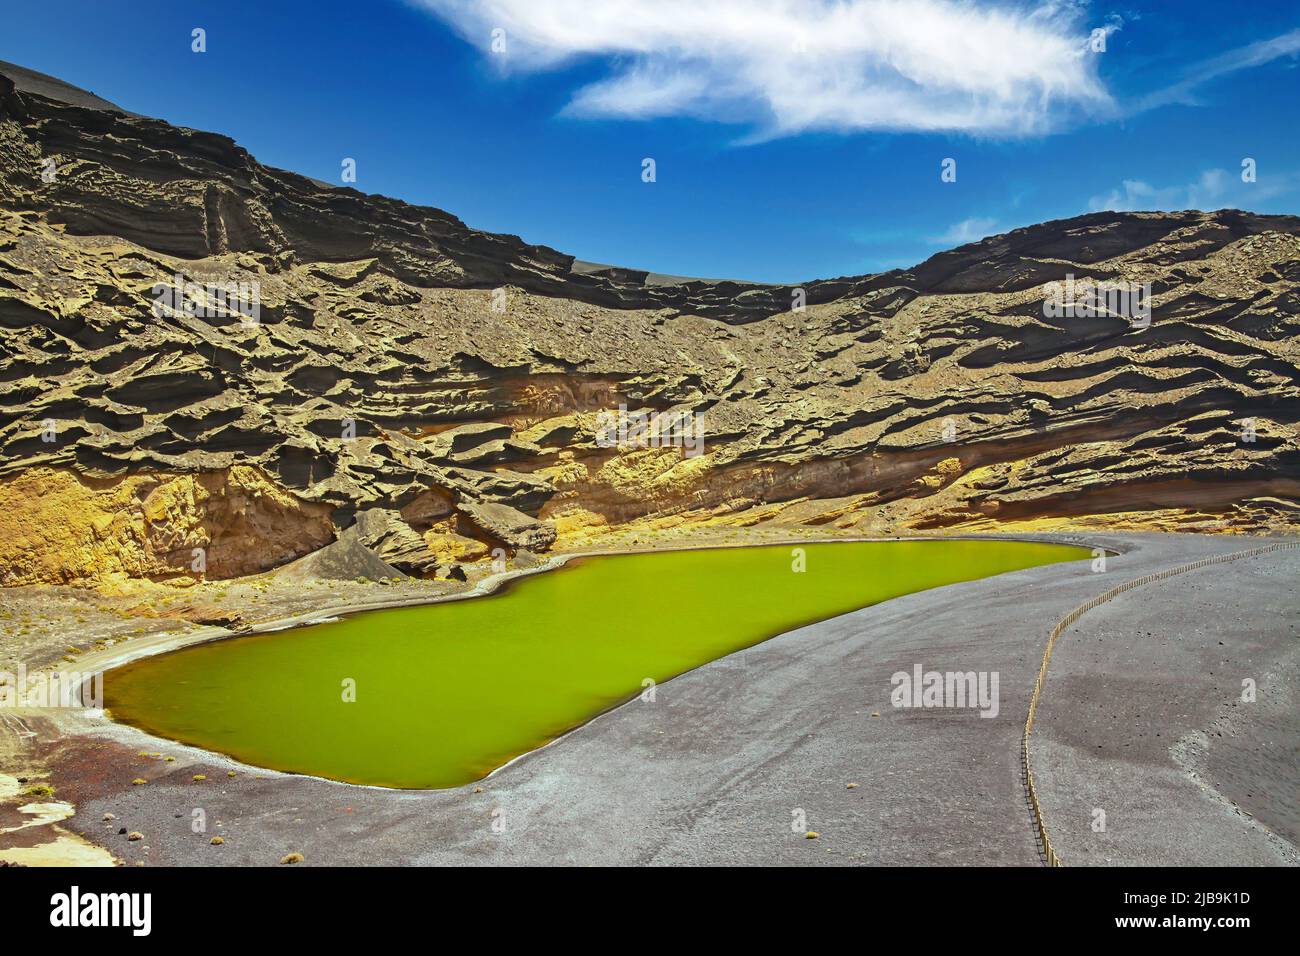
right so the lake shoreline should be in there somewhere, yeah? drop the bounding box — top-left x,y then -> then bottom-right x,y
69,530 -> 1116,680
8,531 -> 1297,867
99,537 -> 1091,790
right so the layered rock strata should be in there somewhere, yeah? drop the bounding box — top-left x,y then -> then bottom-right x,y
1,62 -> 1297,586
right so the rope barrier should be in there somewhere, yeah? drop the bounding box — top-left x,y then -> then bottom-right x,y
1022,540 -> 1299,867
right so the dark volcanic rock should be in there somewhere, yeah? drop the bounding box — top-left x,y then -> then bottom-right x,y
459,501 -> 558,552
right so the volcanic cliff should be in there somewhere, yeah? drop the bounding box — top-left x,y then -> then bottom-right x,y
2,61 -> 1298,588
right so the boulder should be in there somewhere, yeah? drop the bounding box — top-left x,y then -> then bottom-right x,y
459,501 -> 557,552
353,508 -> 440,575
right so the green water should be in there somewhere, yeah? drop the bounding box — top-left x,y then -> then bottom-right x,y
104,540 -> 1086,789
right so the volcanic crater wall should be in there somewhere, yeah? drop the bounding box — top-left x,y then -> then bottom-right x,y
1,63 -> 1298,587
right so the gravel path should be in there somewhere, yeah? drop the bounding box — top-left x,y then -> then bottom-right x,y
1033,545 -> 1299,866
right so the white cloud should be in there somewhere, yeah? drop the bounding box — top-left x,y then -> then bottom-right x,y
929,216 -> 1000,245
1132,28 -> 1300,114
1086,167 -> 1300,213
414,0 -> 1113,137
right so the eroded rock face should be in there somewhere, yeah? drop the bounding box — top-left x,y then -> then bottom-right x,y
459,501 -> 557,553
0,64 -> 1298,585
0,466 -> 334,587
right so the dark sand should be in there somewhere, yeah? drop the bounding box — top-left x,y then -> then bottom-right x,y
11,532 -> 1298,866
1033,545 -> 1298,866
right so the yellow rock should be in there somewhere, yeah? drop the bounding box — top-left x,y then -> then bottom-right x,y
425,528 -> 490,563
0,466 -> 334,587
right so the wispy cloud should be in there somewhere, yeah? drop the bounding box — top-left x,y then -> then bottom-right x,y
415,0 -> 1113,137
929,216 -> 1000,246
1132,27 -> 1300,114
1087,167 -> 1300,213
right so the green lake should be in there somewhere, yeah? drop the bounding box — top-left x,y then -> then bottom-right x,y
104,540 -> 1087,788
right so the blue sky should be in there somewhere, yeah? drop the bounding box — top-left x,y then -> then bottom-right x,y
2,0 -> 1297,282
